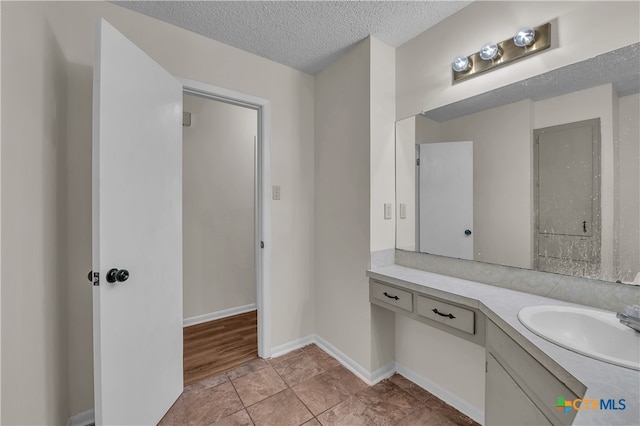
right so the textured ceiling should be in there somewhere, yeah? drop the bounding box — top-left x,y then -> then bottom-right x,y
112,0 -> 471,75
423,43 -> 640,122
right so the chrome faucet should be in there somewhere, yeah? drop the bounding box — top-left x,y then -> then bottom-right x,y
617,305 -> 640,333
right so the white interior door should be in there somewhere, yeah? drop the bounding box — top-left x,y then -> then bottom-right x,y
419,141 -> 473,260
92,19 -> 183,425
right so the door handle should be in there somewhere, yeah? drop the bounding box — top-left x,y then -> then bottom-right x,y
464,229 -> 472,236
106,268 -> 130,283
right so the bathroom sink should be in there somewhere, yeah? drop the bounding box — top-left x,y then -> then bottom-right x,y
518,305 -> 640,370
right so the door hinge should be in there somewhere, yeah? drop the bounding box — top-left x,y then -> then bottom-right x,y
260,241 -> 265,249
416,158 -> 420,166
485,361 -> 488,373
93,272 -> 100,286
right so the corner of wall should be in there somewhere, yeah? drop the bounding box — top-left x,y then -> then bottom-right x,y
314,36 -> 374,372
369,37 -> 396,254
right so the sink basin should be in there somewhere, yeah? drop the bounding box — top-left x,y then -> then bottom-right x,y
518,305 -> 640,370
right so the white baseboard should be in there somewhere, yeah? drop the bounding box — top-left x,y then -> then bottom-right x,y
313,334 -> 395,386
67,409 -> 94,426
396,362 -> 485,425
72,336 -> 481,426
269,334 -> 395,386
183,304 -> 256,327
270,335 -> 315,358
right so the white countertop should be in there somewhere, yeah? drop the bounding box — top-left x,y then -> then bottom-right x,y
367,264 -> 640,426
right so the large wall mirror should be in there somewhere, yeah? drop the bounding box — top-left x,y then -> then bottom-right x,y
396,43 -> 640,284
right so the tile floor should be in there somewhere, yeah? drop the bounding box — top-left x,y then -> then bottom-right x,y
159,344 -> 479,426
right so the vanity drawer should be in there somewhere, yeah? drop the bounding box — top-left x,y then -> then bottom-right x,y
371,281 -> 413,312
416,295 -> 475,335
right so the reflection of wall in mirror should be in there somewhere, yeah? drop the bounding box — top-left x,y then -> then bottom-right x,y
618,94 -> 640,282
396,84 -> 640,282
534,84 -> 637,282
395,116 -> 417,251
396,99 -> 533,269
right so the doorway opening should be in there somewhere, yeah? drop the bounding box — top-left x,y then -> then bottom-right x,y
178,78 -> 271,383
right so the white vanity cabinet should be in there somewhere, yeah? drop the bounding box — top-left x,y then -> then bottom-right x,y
485,320 -> 579,426
369,279 -> 485,345
486,353 -> 552,425
368,267 -> 637,426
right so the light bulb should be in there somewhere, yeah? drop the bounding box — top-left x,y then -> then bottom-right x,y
479,42 -> 500,61
452,56 -> 471,73
514,28 -> 535,47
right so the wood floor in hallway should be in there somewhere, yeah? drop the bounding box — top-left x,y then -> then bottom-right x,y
183,310 -> 258,386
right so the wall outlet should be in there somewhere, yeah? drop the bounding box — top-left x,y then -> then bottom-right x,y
399,203 -> 407,219
384,203 -> 392,220
272,185 -> 281,200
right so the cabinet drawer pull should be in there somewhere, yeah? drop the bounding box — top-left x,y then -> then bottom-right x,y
432,308 -> 456,319
383,292 -> 399,300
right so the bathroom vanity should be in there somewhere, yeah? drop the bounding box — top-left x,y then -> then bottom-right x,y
368,265 -> 639,426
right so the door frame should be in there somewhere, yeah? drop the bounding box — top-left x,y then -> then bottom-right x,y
178,77 -> 271,358
532,118 -> 601,274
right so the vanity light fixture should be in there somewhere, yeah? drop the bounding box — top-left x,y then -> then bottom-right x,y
514,27 -> 536,47
451,55 -> 472,73
479,42 -> 501,61
452,22 -> 551,84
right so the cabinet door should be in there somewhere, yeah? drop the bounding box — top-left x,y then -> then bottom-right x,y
486,353 -> 552,426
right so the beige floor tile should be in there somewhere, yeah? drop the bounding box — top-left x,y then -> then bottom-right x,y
355,380 -> 420,424
246,389 -> 313,426
232,365 -> 287,406
183,381 -> 244,426
226,358 -> 270,380
293,365 -> 368,415
316,396 -> 392,426
272,352 -> 325,387
304,345 -> 341,370
209,409 -> 254,426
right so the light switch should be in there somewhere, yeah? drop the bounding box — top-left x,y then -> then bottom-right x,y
384,203 -> 392,220
399,203 -> 407,219
272,185 -> 281,200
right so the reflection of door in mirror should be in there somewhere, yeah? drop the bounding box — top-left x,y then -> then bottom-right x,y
418,141 -> 473,260
534,119 -> 601,277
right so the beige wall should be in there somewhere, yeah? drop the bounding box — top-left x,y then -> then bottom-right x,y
369,38 -> 396,253
397,1 -> 640,119
395,316 -> 485,416
314,36 -> 396,375
314,38 -> 373,370
397,101 -> 533,268
369,38 -> 397,372
2,0 -> 314,420
439,100 -> 533,268
395,116 -> 417,251
618,93 -> 640,281
182,94 -> 257,319
0,2 -> 3,420
1,4 -> 70,424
